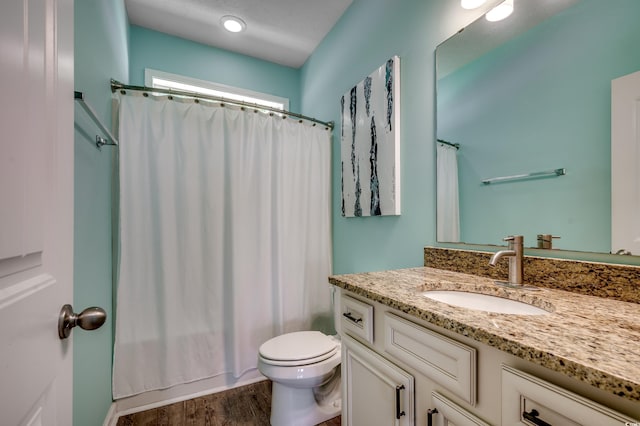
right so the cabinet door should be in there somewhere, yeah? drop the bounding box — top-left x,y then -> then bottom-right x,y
342,335 -> 414,426
430,392 -> 491,426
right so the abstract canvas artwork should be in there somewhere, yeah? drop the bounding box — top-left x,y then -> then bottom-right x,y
340,56 -> 400,217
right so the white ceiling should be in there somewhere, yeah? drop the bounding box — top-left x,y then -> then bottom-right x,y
126,0 -> 353,69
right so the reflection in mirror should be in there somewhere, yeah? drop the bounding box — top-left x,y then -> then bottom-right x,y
436,0 -> 640,256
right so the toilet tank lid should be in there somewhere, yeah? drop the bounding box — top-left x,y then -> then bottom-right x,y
259,331 -> 338,362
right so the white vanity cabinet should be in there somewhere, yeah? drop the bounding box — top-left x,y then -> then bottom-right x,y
336,287 -> 640,426
342,334 -> 415,426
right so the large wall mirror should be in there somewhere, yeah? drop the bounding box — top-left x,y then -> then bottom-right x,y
436,0 -> 640,258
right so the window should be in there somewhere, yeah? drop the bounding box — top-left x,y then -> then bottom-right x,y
144,69 -> 289,111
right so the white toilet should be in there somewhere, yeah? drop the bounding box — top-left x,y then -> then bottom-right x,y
257,330 -> 341,426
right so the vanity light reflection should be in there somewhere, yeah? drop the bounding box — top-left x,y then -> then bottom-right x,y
485,0 -> 514,22
461,0 -> 487,10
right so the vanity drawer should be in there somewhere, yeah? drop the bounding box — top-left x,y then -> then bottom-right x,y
340,294 -> 374,344
384,312 -> 477,405
501,365 -> 637,425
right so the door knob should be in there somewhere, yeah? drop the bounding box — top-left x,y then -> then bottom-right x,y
58,304 -> 107,339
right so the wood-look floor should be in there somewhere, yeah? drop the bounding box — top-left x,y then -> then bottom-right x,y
116,380 -> 341,426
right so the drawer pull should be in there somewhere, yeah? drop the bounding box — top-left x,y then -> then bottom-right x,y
427,408 -> 438,426
396,385 -> 406,419
343,312 -> 362,323
523,409 -> 552,426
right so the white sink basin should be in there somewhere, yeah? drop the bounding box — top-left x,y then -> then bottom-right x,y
422,290 -> 550,315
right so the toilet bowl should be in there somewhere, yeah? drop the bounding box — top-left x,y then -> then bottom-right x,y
258,331 -> 341,426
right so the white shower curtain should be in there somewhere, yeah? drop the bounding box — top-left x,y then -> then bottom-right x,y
112,92 -> 332,399
436,142 -> 460,242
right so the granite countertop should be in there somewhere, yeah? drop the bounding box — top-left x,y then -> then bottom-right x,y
329,267 -> 640,403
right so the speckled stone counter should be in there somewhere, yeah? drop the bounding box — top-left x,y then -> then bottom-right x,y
329,267 -> 640,403
424,247 -> 640,303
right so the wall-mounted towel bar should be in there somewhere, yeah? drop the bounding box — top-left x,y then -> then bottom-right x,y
74,91 -> 118,150
437,139 -> 460,150
482,168 -> 566,185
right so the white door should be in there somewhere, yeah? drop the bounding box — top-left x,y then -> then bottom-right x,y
0,0 -> 74,425
342,335 -> 414,426
611,70 -> 640,255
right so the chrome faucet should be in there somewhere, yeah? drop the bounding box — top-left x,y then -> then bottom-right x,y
489,235 -> 523,285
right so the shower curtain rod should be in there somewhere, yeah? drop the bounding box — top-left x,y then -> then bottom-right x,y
111,79 -> 334,130
437,139 -> 460,149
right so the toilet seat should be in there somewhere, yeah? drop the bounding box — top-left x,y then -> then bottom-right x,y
259,331 -> 338,366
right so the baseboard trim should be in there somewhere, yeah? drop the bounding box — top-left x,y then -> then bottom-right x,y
102,402 -> 118,426
107,371 -> 267,423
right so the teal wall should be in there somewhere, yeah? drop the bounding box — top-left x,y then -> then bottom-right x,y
300,0 -> 487,274
129,25 -> 301,111
74,0 -> 129,425
438,0 -> 640,252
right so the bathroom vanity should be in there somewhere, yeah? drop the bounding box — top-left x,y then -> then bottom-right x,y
330,262 -> 640,425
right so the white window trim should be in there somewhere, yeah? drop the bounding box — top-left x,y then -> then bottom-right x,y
144,69 -> 289,111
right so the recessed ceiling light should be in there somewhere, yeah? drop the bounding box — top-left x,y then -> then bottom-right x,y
486,0 -> 514,22
460,0 -> 487,10
221,15 -> 246,33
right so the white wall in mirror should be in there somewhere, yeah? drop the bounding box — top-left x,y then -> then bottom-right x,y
611,70 -> 640,256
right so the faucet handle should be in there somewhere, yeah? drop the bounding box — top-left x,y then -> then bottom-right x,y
537,234 -> 560,240
537,234 -> 560,249
502,235 -> 523,249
